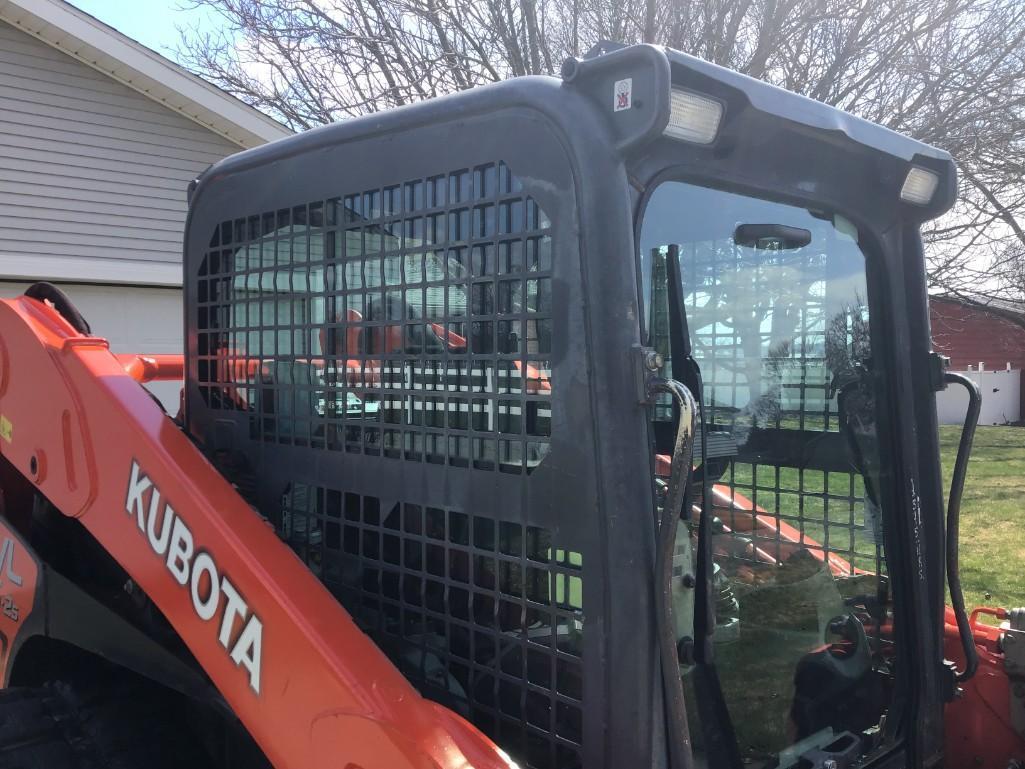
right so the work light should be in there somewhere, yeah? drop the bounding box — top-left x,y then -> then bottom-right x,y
664,89 -> 723,145
900,167 -> 939,205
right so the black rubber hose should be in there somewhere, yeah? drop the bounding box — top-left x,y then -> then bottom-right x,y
647,376 -> 697,769
24,282 -> 91,334
943,371 -> 981,683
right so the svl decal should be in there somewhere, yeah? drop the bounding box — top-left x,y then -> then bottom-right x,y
0,538 -> 23,588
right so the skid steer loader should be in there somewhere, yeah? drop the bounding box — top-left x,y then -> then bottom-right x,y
0,42 -> 1020,769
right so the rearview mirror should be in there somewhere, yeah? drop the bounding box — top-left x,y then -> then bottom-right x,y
734,223 -> 812,250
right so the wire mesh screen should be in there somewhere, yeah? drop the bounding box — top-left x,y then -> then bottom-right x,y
281,483 -> 584,769
194,161 -> 553,474
193,160 -> 582,768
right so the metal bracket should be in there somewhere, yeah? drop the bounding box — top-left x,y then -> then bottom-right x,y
928,351 -> 950,392
785,730 -> 863,769
632,344 -> 664,405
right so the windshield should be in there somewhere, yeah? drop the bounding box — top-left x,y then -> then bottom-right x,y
639,181 -> 894,768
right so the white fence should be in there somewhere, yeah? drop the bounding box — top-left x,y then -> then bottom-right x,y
935,364 -> 1021,425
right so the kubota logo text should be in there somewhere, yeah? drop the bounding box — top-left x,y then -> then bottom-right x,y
125,461 -> 263,694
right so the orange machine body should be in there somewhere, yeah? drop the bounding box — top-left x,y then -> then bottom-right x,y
943,607 -> 1024,769
0,294 -> 515,769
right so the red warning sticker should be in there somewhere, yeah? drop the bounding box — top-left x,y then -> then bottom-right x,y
614,78 -> 633,112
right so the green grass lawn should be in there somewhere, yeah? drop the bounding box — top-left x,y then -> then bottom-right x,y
940,424 -> 1025,612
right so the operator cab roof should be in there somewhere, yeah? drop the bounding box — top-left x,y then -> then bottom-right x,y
657,47 -> 950,165
191,42 -> 956,222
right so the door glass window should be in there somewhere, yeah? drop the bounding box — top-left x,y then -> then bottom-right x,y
640,181 -> 894,767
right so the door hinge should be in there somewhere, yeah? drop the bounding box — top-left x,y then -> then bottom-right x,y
928,352 -> 949,393
632,344 -> 664,405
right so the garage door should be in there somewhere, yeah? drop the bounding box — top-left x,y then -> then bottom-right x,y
0,282 -> 182,411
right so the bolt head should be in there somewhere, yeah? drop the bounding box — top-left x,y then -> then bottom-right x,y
644,350 -> 664,371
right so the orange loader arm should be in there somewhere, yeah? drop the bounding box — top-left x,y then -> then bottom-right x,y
0,294 -> 515,769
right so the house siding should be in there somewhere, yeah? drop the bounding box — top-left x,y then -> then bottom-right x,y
0,20 -> 241,285
930,297 -> 1025,417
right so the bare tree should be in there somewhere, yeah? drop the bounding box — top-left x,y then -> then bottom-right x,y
178,0 -> 1025,297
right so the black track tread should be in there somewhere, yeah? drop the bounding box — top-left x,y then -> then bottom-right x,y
0,680 -> 214,769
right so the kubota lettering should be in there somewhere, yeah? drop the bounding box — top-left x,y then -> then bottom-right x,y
145,487 -> 162,535
230,614 -> 263,694
124,460 -> 264,694
166,517 -> 193,586
125,461 -> 152,528
191,551 -> 220,621
219,577 -> 248,648
147,501 -> 174,555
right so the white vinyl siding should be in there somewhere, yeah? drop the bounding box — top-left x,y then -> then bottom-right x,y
0,20 -> 241,285
0,281 -> 183,410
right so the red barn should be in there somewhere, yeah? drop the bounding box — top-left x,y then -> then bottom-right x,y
930,296 -> 1025,418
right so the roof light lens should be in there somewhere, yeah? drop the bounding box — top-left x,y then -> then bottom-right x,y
665,89 -> 723,145
901,167 -> 939,205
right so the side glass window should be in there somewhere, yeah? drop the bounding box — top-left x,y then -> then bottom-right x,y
640,181 -> 893,767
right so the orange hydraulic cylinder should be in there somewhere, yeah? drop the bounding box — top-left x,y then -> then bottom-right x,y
116,353 -> 185,383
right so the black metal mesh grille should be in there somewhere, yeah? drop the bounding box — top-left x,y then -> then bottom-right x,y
194,161 -> 553,474
193,160 -> 581,768
281,483 -> 584,769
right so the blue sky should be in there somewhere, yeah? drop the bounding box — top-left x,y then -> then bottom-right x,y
66,0 -> 221,59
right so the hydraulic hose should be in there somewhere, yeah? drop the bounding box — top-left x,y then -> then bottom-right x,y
943,371 -> 981,683
647,376 -> 697,769
24,282 -> 91,334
